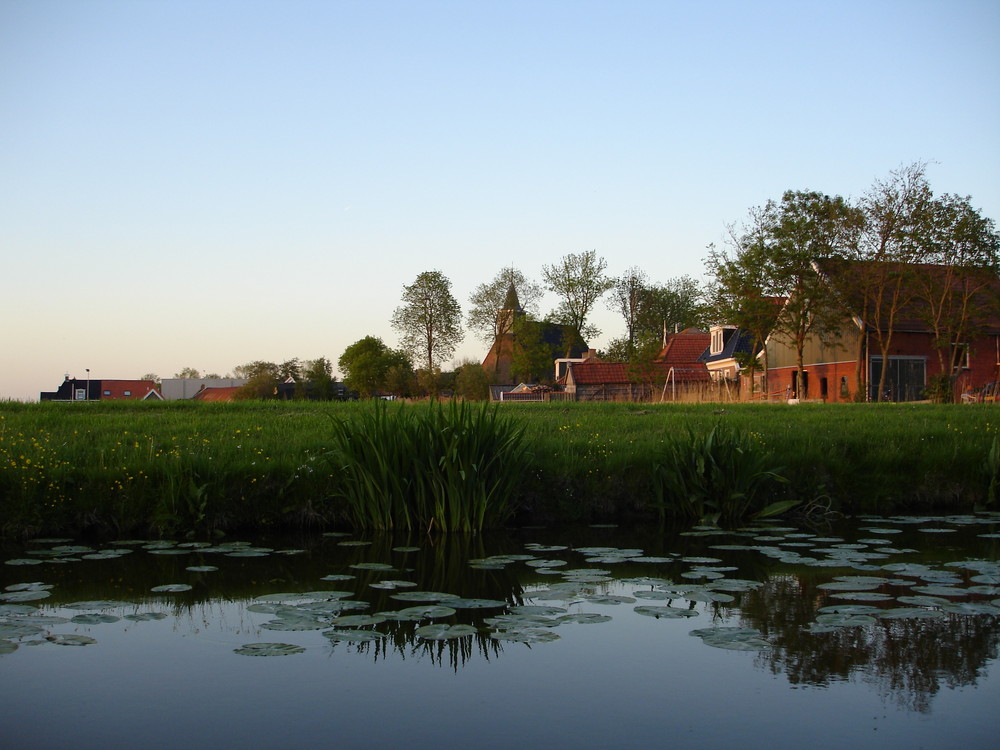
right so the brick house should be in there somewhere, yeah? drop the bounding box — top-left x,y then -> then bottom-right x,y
40,376 -> 162,401
765,261 -> 1000,402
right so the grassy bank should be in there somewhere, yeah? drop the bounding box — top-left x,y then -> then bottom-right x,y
0,400 -> 996,537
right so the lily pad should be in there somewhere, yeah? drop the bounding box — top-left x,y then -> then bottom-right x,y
234,642 -> 305,656
0,623 -> 44,638
330,614 -> 387,627
489,628 -> 560,643
46,634 -> 97,646
389,591 -> 459,603
70,613 -> 120,624
397,605 -> 457,619
415,624 -> 478,640
690,627 -> 770,650
557,613 -> 612,624
634,605 -> 698,619
151,584 -> 192,593
322,629 -> 386,642
123,612 -> 168,622
0,590 -> 51,602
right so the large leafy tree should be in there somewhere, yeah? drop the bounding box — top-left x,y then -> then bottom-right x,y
338,336 -> 411,398
392,271 -> 464,376
912,192 -> 1000,387
467,267 -> 542,345
709,191 -> 860,398
542,250 -> 614,341
767,190 -> 862,397
303,357 -> 338,400
845,162 -> 932,400
635,276 -> 708,346
608,266 -> 648,355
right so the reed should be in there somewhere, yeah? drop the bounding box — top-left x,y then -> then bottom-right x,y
325,401 -> 529,532
650,424 -> 793,526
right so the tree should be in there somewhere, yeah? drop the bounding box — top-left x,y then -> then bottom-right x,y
391,271 -> 464,380
508,316 -> 576,383
467,267 -> 543,346
174,367 -> 201,378
278,359 -> 302,382
708,191 -> 860,398
453,361 -> 492,401
338,336 -> 411,398
233,361 -> 280,380
634,276 -> 708,348
608,266 -> 648,356
303,357 -> 338,400
846,163 -> 932,400
542,250 -> 614,341
911,192 -> 1000,394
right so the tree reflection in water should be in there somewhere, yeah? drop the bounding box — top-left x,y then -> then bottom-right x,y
739,575 -> 1000,713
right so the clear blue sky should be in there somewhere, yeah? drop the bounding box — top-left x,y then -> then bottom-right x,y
2,0 -> 998,400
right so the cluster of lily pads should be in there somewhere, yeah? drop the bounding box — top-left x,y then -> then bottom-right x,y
2,513 -> 998,659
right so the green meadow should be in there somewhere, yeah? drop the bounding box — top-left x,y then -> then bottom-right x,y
0,400 -> 997,538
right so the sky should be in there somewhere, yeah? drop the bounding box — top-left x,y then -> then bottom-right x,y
2,0 -> 998,401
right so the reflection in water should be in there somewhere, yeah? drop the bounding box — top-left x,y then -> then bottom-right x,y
2,516 -> 998,713
741,575 -> 1000,712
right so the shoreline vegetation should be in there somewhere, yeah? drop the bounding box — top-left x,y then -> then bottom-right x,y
0,400 -> 997,539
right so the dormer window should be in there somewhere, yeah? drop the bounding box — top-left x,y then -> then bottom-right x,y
710,329 -> 724,355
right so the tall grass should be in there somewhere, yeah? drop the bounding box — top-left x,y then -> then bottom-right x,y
0,400 -> 996,537
325,401 -> 530,532
650,424 -> 793,526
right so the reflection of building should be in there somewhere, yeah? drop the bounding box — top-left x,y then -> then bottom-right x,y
40,376 -> 162,401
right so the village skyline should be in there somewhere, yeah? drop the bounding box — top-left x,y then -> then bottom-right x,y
2,1 -> 998,402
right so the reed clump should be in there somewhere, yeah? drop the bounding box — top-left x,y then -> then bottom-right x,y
650,424 -> 794,526
325,401 -> 529,532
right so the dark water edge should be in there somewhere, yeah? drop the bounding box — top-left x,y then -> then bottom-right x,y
1,516 -> 998,750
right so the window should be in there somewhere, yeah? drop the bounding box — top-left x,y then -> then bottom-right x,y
103,390 -> 111,397
123,390 -> 132,396
710,329 -> 723,355
952,343 -> 971,371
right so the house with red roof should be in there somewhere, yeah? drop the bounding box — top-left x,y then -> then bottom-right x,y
765,260 -> 1000,402
557,329 -> 711,401
40,376 -> 162,401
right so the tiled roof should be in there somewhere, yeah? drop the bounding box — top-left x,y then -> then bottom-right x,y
564,361 -> 709,385
656,328 -> 711,363
192,386 -> 242,402
701,329 -> 757,363
815,259 -> 1000,334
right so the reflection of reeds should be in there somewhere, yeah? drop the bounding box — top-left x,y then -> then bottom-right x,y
327,401 -> 530,532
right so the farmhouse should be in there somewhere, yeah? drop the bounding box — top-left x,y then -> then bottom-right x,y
40,376 -> 162,401
765,260 -> 1000,402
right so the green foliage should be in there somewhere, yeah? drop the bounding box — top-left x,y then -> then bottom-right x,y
391,270 -> 464,375
325,401 -> 529,532
454,362 -> 491,401
987,436 -> 999,507
650,424 -> 791,526
338,336 -> 411,398
542,250 -> 614,340
466,267 -> 542,345
923,373 -> 954,403
0,401 -> 996,538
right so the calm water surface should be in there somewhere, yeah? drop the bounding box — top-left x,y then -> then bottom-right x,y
2,515 -> 998,750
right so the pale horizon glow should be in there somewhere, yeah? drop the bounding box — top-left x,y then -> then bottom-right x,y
2,1 -> 998,400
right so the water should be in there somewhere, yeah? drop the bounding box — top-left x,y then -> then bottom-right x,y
2,515 -> 998,750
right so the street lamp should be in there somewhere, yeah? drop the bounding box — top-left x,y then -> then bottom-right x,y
85,369 -> 90,402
